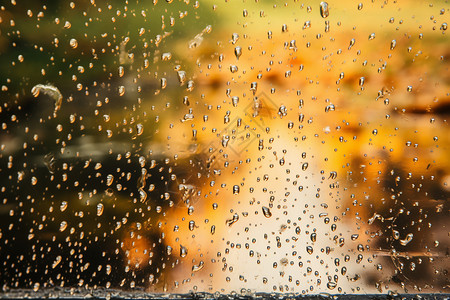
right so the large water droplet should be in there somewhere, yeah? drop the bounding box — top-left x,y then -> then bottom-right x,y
319,2 -> 329,18
262,206 -> 272,218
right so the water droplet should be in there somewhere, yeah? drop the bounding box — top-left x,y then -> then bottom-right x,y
348,38 -> 355,50
136,123 -> 144,136
399,233 -> 413,246
303,20 -> 311,29
192,261 -> 204,272
262,206 -> 272,218
118,86 -> 125,96
319,2 -> 329,18
186,80 -> 194,92
106,174 -> 114,186
31,176 -> 37,185
59,221 -> 68,232
177,71 -> 187,85
233,185 -> 240,194
231,33 -> 239,44
327,281 -> 337,290
234,46 -> 242,60
230,65 -> 238,73
187,206 -> 194,215
226,213 -> 239,226
52,256 -> 62,269
325,104 -> 335,112
33,283 -> 40,292
161,52 -> 172,61
306,246 -> 313,254
180,245 -> 188,258
232,96 -> 239,107
189,220 -> 196,231
69,38 -> 78,48
138,189 -> 147,203
287,121 -> 294,129
96,203 -> 104,216
390,39 -> 396,50
359,77 -> 365,86
302,162 -> 309,171
60,201 -> 68,212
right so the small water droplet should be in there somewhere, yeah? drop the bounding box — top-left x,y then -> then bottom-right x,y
325,104 -> 335,112
303,20 -> 311,29
302,162 -> 309,171
59,221 -> 68,232
106,174 -> 114,186
60,201 -> 68,212
180,245 -> 188,258
234,46 -> 242,60
118,86 -> 125,96
327,281 -> 337,290
161,52 -> 172,61
359,77 -> 365,86
52,255 -> 62,269
233,185 -> 240,194
69,38 -> 78,48
136,123 -> 144,136
96,203 -> 104,216
177,71 -> 187,85
348,38 -> 355,50
189,220 -> 196,231
390,39 -> 396,50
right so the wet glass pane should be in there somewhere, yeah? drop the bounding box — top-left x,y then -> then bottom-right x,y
0,0 -> 448,297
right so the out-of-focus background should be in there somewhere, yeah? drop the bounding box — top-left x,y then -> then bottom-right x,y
0,0 -> 448,296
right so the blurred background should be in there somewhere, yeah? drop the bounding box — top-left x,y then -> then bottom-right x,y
0,0 -> 448,296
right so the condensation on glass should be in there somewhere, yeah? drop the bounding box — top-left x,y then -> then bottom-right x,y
0,0 -> 448,297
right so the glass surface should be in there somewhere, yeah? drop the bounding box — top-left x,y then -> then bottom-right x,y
0,0 -> 448,297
